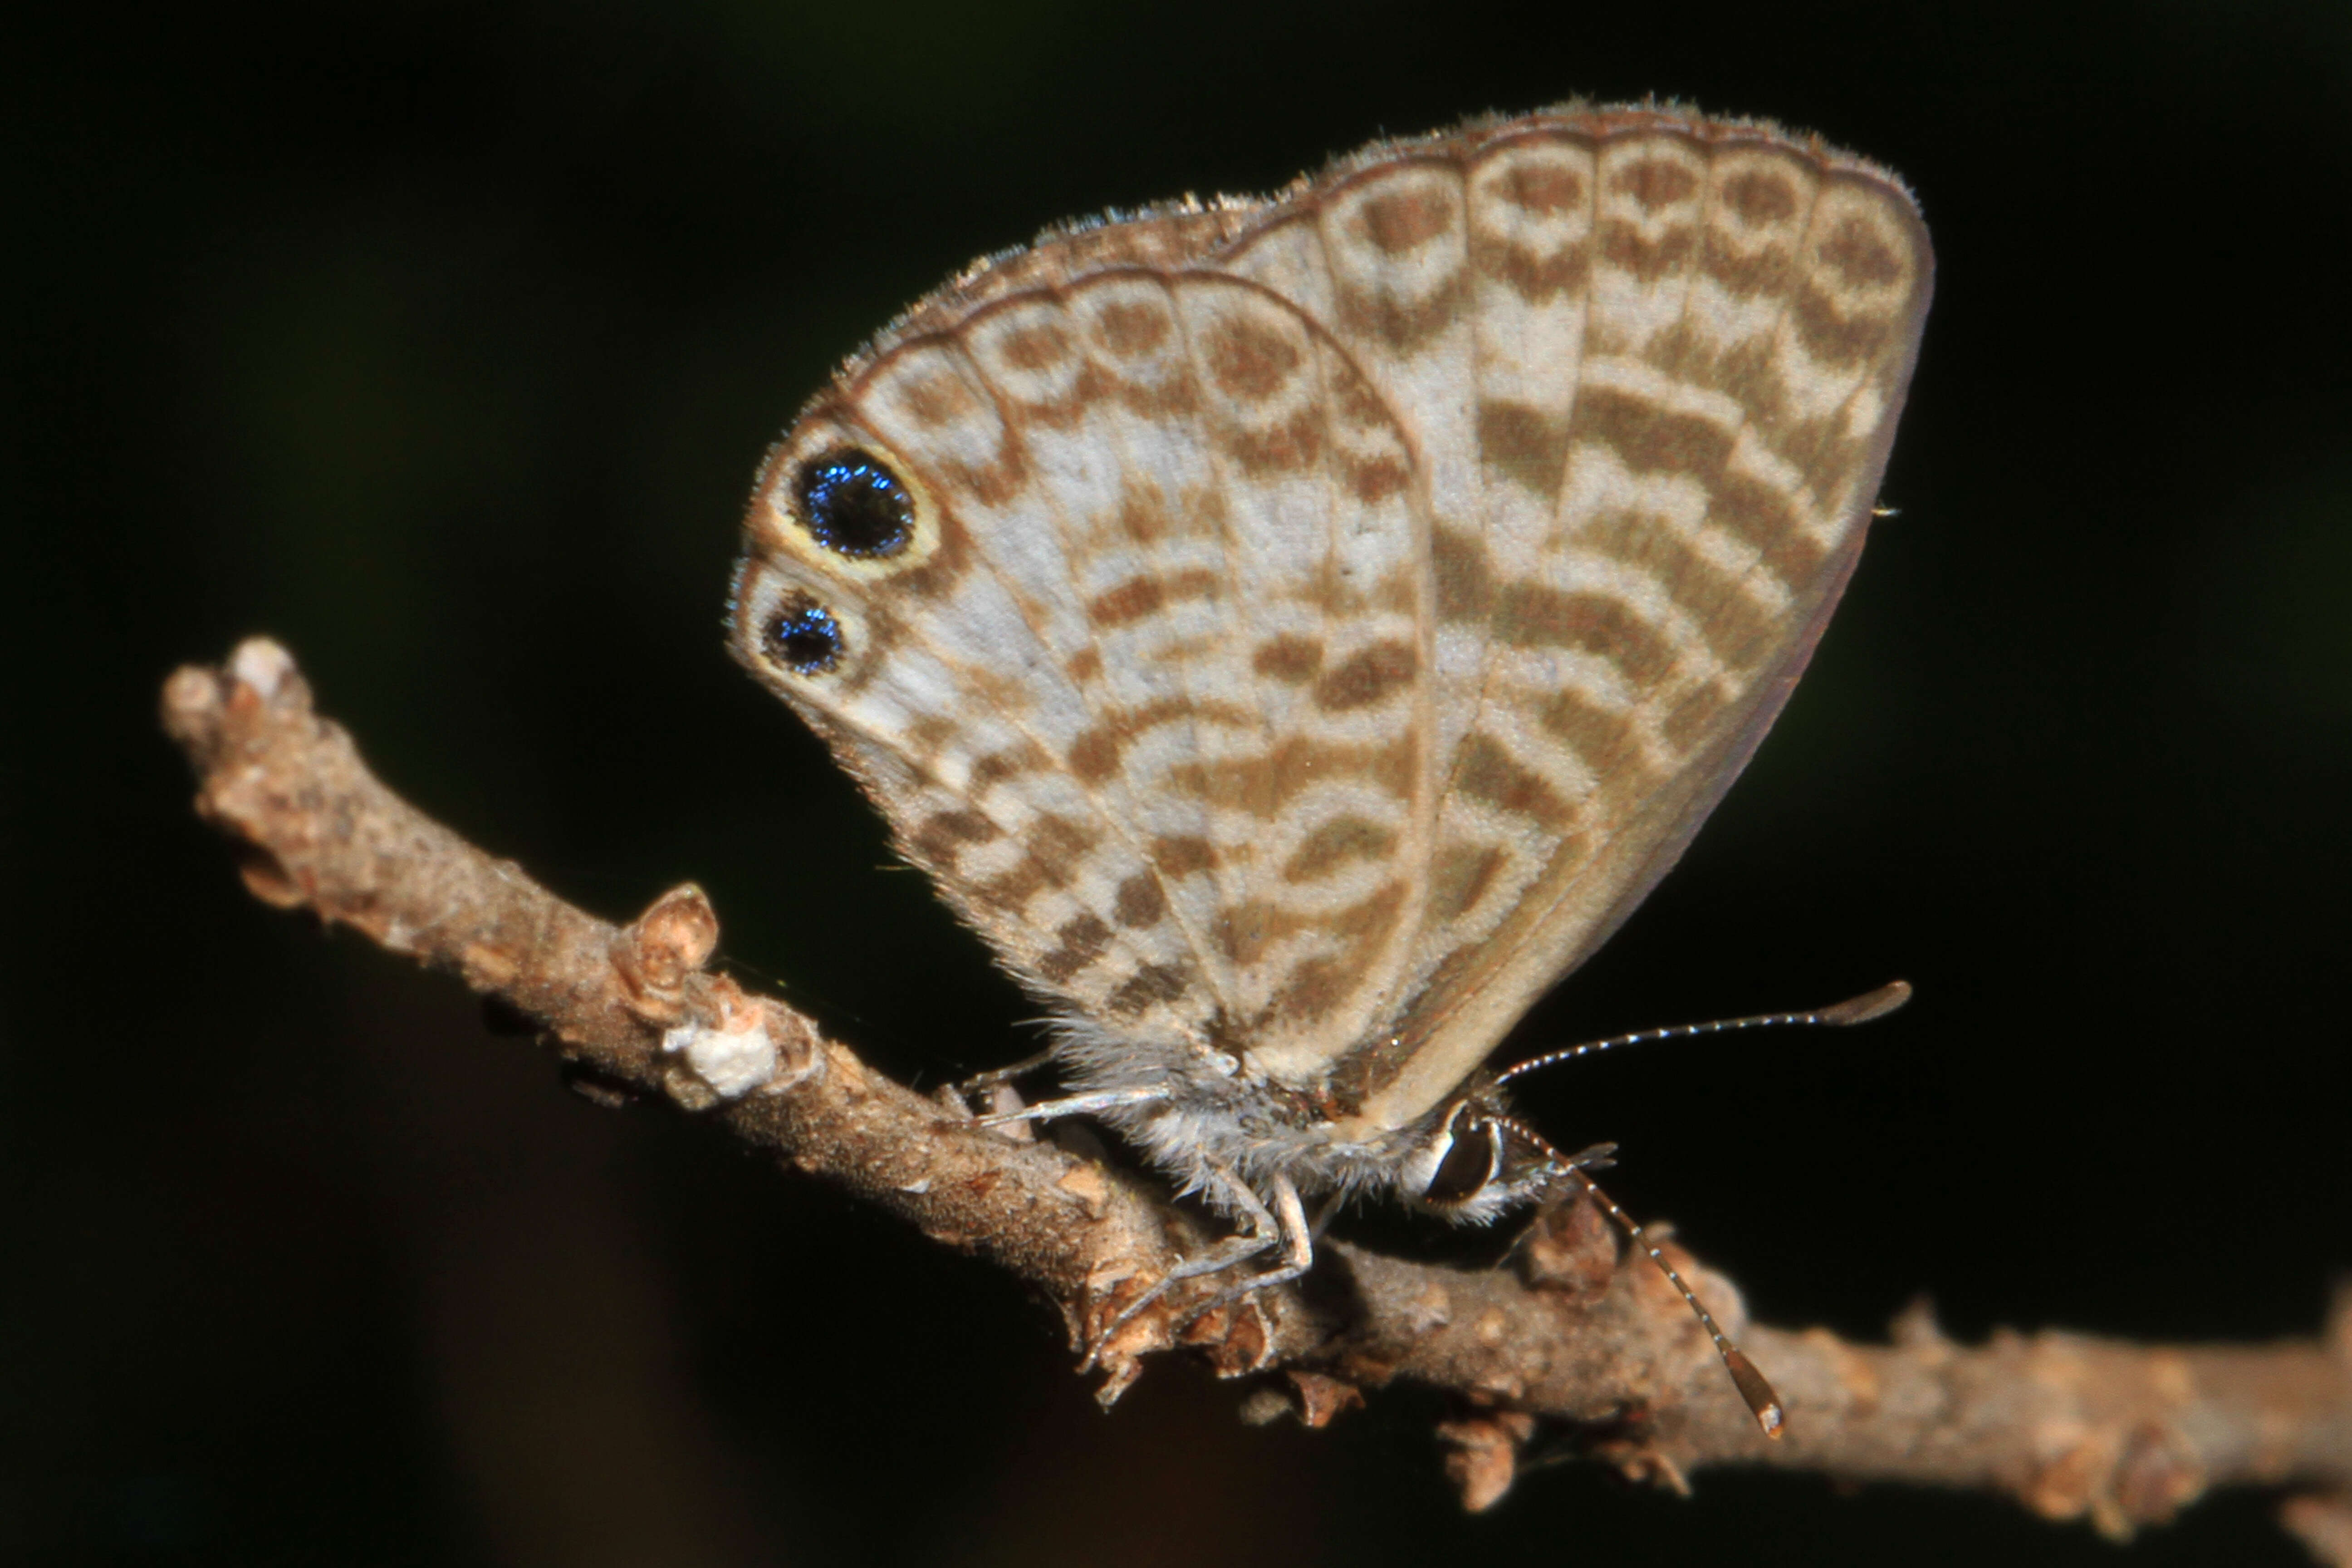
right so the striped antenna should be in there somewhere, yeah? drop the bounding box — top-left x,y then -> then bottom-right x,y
1494,980 -> 1911,1089
1491,1114 -> 1787,1439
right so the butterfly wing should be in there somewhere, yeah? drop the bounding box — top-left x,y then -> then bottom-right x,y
728,254 -> 1446,1064
1208,112 -> 1933,1132
729,107 -> 1932,1138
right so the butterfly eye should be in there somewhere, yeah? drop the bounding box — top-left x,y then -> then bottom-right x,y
1421,1111 -> 1499,1206
794,448 -> 915,559
763,593 -> 845,675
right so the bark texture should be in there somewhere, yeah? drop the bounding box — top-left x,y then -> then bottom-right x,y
162,639 -> 2352,1553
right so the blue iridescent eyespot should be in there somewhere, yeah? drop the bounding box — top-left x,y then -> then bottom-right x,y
794,448 -> 914,559
762,594 -> 844,675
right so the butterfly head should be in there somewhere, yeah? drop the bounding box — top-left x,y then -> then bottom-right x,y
1400,1095 -> 1586,1225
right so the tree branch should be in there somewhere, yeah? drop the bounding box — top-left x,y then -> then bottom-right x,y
162,638 -> 2352,1552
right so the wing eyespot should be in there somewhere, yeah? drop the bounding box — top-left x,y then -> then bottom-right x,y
794,448 -> 916,559
762,593 -> 846,675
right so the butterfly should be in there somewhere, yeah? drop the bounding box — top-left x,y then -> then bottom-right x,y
727,103 -> 1932,1427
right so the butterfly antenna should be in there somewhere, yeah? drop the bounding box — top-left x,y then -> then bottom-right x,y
1491,1115 -> 1787,1440
1493,980 -> 1910,1088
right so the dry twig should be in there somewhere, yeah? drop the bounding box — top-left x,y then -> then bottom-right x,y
162,638 -> 2352,1548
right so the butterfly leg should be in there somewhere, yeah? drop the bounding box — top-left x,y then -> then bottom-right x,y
1180,1171 -> 1314,1326
944,1048 -> 1062,1127
1081,1162 -> 1284,1368
969,1087 -> 1163,1130
951,1046 -> 1056,1093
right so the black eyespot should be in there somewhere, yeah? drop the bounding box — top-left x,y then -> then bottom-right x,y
763,595 -> 844,675
794,448 -> 914,558
1422,1113 -> 1499,1206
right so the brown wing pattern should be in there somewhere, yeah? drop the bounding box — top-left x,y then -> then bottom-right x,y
1208,116 -> 1932,1131
729,107 -> 1931,1136
730,267 -> 1443,1064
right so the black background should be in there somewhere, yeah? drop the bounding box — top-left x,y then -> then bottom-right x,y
10,1 -> 2351,1563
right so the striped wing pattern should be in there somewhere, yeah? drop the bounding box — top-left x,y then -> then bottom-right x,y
729,107 -> 1931,1142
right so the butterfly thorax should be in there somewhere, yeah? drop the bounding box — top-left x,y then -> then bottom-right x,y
1048,1012 -> 1528,1217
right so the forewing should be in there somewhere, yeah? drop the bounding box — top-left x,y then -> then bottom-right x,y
1215,113 -> 1932,1129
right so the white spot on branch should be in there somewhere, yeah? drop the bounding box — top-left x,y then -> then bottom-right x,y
229,637 -> 297,698
662,1013 -> 778,1102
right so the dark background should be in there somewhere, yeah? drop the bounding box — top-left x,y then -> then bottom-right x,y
9,1 -> 2350,1563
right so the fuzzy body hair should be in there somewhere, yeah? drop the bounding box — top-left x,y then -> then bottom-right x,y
1048,1017 -> 1538,1226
